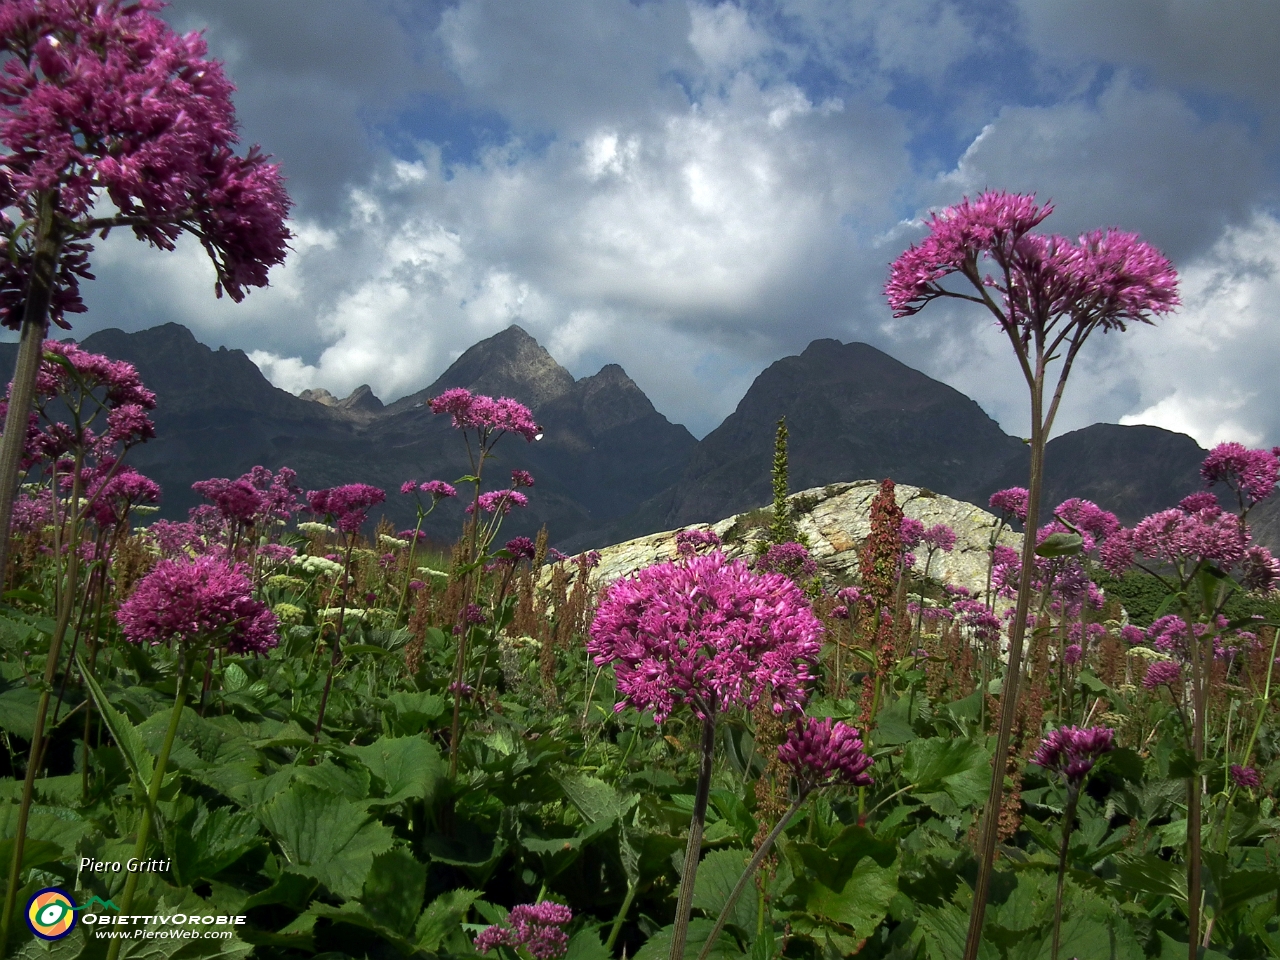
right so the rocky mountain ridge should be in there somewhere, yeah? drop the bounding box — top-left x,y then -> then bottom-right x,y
0,323 -> 1262,550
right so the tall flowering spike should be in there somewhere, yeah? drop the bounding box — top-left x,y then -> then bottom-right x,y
1200,442 -> 1280,508
859,478 -> 904,608
1031,725 -> 1115,785
778,716 -> 874,790
587,551 -> 822,723
116,555 -> 278,654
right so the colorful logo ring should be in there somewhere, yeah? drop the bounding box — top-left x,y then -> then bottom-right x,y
27,888 -> 77,941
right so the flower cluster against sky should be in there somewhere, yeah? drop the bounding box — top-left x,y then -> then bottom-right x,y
42,0 -> 1280,446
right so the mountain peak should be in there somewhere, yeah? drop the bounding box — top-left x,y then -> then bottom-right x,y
387,325 -> 575,414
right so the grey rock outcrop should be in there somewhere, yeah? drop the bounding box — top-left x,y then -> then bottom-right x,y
588,480 -> 1022,597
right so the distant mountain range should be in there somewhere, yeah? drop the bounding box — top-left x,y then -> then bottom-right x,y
1,323 -> 1264,549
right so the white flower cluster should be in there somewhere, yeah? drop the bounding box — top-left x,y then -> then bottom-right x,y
297,521 -> 335,536
292,555 -> 344,577
379,535 -> 410,549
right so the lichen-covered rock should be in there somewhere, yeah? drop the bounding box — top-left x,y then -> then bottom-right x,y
586,480 -> 1022,597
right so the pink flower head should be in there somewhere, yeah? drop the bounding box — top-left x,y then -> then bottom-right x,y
474,902 -> 573,960
504,536 -> 536,561
511,469 -> 535,488
465,489 -> 529,515
1179,492 -> 1219,514
588,551 -> 822,722
192,477 -> 263,525
952,598 -> 1003,646
899,517 -> 926,549
756,541 -> 818,581
1142,660 -> 1183,690
676,528 -> 722,557
1054,498 -> 1120,544
86,466 -> 159,528
989,487 -> 1029,523
307,483 -> 386,533
428,388 -> 539,442
116,556 -> 278,654
1120,624 -> 1145,645
1242,545 -> 1280,592
578,550 -> 601,571
886,192 -> 1179,339
399,480 -> 417,495
420,480 -> 457,499
0,0 -> 291,328
830,605 -> 850,620
1120,505 -> 1249,573
1062,644 -> 1082,666
922,523 -> 956,552
777,716 -> 874,790
1201,442 -> 1280,507
1229,765 -> 1262,790
1031,725 -> 1115,785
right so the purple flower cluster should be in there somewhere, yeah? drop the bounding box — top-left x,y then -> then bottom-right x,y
401,478 -> 458,500
1142,660 -> 1183,690
429,387 -> 540,442
588,551 -> 822,722
1031,725 -> 1115,785
0,0 -> 291,327
504,536 -> 536,561
116,556 -> 278,654
1229,765 -> 1262,790
922,523 -> 956,553
511,469 -> 535,488
474,902 -> 573,960
466,489 -> 529,516
85,466 -> 159,529
885,191 -> 1179,339
989,487 -> 1029,523
756,541 -> 818,580
675,527 -> 722,557
1201,442 -> 1280,507
900,517 -> 926,549
307,483 -> 386,533
192,466 -> 301,531
777,716 -> 874,790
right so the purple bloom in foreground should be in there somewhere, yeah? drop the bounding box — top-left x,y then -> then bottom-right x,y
307,483 -> 386,533
505,536 -> 536,561
588,551 -> 822,723
989,487 -> 1029,522
778,716 -> 874,790
1031,725 -> 1115,785
1201,442 -> 1280,506
429,387 -> 540,442
466,490 -> 529,515
117,556 -> 278,654
1062,644 -> 1082,666
475,902 -> 573,960
1230,765 -> 1262,790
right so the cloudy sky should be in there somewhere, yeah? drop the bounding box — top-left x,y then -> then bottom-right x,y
66,0 -> 1280,444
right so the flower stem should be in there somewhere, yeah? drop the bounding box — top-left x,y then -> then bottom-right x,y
669,713 -> 717,960
1051,784 -> 1081,960
605,880 -> 639,954
105,651 -> 192,960
312,535 -> 355,745
696,793 -> 806,960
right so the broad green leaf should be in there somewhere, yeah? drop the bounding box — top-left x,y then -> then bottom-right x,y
294,760 -> 370,800
382,692 -> 445,736
79,656 -> 154,789
0,685 -> 45,741
1217,869 -> 1280,917
241,872 -> 319,912
257,783 -> 394,900
1036,532 -> 1083,557
800,855 -> 899,940
556,772 -> 634,825
1156,932 -> 1231,960
693,848 -> 757,934
415,887 -> 482,952
633,919 -> 741,960
360,846 -> 427,937
1113,854 -> 1186,905
902,737 -> 991,812
917,903 -> 1000,960
351,736 -> 444,807
169,802 -> 262,886
564,928 -> 611,960
872,695 -> 917,746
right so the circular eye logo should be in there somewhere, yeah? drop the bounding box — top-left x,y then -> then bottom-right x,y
27,888 -> 77,941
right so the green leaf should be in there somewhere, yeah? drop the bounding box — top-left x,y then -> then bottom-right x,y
414,887 -> 482,952
294,760 -> 371,801
1036,532 -> 1083,557
169,802 -> 263,886
633,919 -> 741,960
693,848 -> 757,934
556,772 -> 634,825
0,685 -> 45,741
350,736 -> 444,808
1113,855 -> 1186,905
1156,931 -> 1231,960
564,928 -> 611,960
902,737 -> 991,812
917,903 -> 1000,960
799,855 -> 899,940
1217,869 -> 1280,917
79,657 -> 154,790
360,846 -> 427,937
381,692 -> 445,736
256,783 -> 394,900
241,872 -> 319,912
